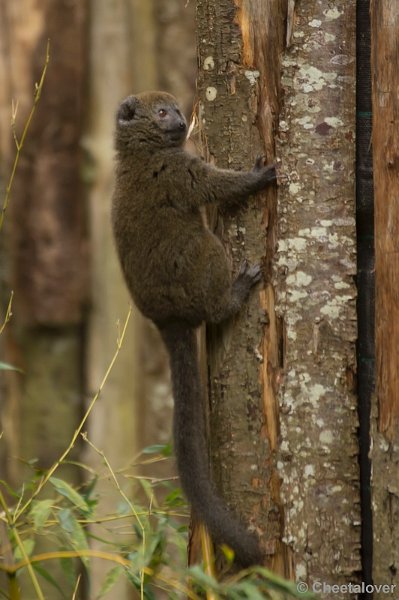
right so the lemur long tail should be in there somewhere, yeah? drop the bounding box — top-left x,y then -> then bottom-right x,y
158,321 -> 262,567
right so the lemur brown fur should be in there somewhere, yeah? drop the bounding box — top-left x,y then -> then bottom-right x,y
112,91 -> 276,566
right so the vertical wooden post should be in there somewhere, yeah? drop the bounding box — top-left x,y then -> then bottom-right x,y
371,3 -> 399,595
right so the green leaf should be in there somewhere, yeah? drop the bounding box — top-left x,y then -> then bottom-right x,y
30,499 -> 53,530
97,566 -> 124,598
0,479 -> 20,499
143,530 -> 165,568
50,477 -> 89,514
116,499 -> 133,516
33,564 -> 68,599
232,582 -> 267,600
14,538 -> 35,561
138,477 -> 154,503
188,565 -> 219,591
142,443 -> 171,456
82,475 -> 98,499
58,508 -> 76,534
60,556 -> 76,587
125,570 -> 156,599
58,508 -> 89,567
164,487 -> 185,507
254,566 -> 317,598
0,361 -> 23,373
220,543 -> 234,565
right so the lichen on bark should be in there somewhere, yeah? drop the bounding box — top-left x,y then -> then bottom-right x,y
275,0 -> 360,590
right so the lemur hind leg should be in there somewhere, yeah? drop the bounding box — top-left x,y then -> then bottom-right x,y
207,260 -> 261,324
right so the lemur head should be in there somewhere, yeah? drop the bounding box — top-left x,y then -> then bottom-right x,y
115,91 -> 187,153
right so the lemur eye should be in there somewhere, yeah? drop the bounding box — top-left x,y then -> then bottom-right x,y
158,108 -> 167,118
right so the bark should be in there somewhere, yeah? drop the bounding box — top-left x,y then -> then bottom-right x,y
196,0 -> 288,572
276,0 -> 360,592
370,3 -> 399,596
197,0 -> 361,593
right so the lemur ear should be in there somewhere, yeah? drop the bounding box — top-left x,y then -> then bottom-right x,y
117,96 -> 139,125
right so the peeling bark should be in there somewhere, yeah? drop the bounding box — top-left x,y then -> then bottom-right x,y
196,0 -> 288,572
197,1 -> 360,588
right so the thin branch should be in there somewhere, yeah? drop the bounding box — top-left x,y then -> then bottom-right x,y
0,291 -> 13,335
81,435 -> 144,532
0,521 -> 20,600
14,306 -> 132,521
81,433 -> 146,598
71,574 -> 81,600
0,549 -> 201,600
0,491 -> 44,600
0,548 -> 135,574
0,39 -> 50,232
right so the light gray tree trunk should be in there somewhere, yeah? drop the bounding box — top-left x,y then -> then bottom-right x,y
276,1 -> 360,592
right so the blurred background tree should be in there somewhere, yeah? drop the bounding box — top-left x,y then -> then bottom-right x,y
0,1 -> 195,598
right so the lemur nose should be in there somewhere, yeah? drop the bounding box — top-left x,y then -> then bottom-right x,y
179,121 -> 186,130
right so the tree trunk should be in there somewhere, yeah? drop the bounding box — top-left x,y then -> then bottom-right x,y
0,0 -> 87,596
196,0 -> 361,592
276,1 -> 360,590
196,0 -> 288,572
0,0 -> 87,475
85,1 -> 143,598
370,3 -> 399,596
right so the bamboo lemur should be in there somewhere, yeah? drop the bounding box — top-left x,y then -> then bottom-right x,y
112,91 -> 276,567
